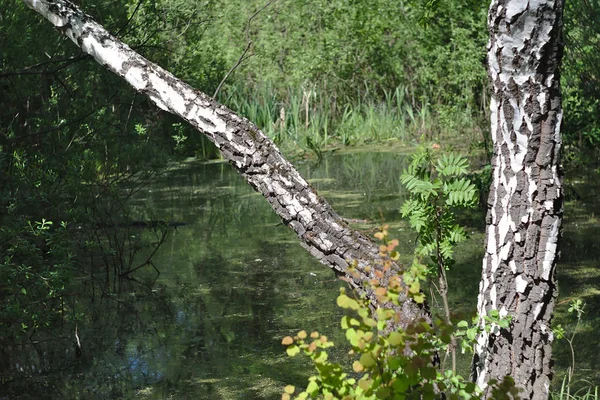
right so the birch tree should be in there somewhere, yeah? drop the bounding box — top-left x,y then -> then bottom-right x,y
19,0 -> 428,326
472,1 -> 564,399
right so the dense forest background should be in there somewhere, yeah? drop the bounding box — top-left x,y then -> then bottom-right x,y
1,0 -> 600,397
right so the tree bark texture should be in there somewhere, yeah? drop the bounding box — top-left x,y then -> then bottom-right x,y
21,0 -> 428,326
473,1 -> 564,398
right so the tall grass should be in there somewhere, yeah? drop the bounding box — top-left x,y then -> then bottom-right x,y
554,377 -> 599,400
551,300 -> 598,399
219,82 -> 446,156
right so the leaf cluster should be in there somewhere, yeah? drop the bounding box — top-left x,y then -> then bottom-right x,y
280,229 -> 490,400
400,147 -> 477,271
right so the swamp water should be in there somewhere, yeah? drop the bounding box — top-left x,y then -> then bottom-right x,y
1,152 -> 599,398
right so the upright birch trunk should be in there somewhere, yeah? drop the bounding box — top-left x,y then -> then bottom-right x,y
473,1 -> 564,398
20,0 -> 429,327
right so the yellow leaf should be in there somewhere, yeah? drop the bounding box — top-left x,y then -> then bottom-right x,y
284,385 -> 295,394
353,360 -> 364,372
413,293 -> 425,304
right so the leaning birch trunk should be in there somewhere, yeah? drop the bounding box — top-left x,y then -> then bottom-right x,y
472,1 -> 564,398
21,0 -> 428,326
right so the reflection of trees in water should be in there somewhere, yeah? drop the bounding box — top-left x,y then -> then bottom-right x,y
0,278 -> 176,399
1,155 -> 415,399
0,170 -> 177,398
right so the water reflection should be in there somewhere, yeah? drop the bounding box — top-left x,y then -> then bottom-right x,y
1,152 -> 599,398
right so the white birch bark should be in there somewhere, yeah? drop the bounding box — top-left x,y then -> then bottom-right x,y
20,0 -> 428,325
473,1 -> 564,398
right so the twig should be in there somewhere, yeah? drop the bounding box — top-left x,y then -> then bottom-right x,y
213,41 -> 253,98
0,54 -> 89,78
114,0 -> 143,37
213,0 -> 279,99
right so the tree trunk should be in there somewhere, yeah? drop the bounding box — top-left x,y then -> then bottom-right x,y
21,0 -> 428,327
472,1 -> 564,398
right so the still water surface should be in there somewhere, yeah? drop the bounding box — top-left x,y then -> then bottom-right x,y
1,151 -> 599,398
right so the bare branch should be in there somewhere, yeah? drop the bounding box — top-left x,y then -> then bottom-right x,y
213,0 -> 279,99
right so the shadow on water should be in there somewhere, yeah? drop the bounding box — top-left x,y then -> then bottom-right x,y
1,153 -> 599,398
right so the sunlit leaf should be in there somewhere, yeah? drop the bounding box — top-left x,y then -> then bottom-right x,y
284,385 -> 295,394
306,380 -> 319,396
353,360 -> 364,372
286,345 -> 300,357
388,331 -> 403,346
360,352 -> 376,367
282,336 -> 294,345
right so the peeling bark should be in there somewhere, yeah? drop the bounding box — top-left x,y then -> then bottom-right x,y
473,1 -> 564,398
21,0 -> 427,326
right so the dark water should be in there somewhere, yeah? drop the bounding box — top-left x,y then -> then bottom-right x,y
1,152 -> 599,398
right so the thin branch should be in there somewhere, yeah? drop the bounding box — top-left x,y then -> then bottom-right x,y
114,0 -> 143,37
0,54 -> 88,78
246,0 -> 279,42
213,41 -> 252,98
213,0 -> 279,99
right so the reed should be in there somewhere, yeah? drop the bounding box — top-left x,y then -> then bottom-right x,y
219,82 -> 454,156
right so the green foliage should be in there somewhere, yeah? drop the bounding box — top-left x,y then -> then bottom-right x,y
555,377 -> 599,400
400,147 -> 477,270
553,299 -> 588,394
399,146 -> 478,375
282,295 -> 477,397
0,218 -> 73,337
220,83 -> 428,157
280,228 -> 520,399
124,0 -> 489,148
0,0 -> 175,345
562,0 -> 600,157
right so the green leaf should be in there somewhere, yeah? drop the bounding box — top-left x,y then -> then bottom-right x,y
360,352 -> 376,368
376,387 -> 391,398
421,366 -> 437,380
498,318 -> 511,329
346,328 -> 357,343
286,345 -> 300,357
393,377 -> 410,392
341,316 -> 350,329
466,328 -> 477,341
337,294 -> 359,310
306,380 -> 319,396
388,331 -> 404,346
